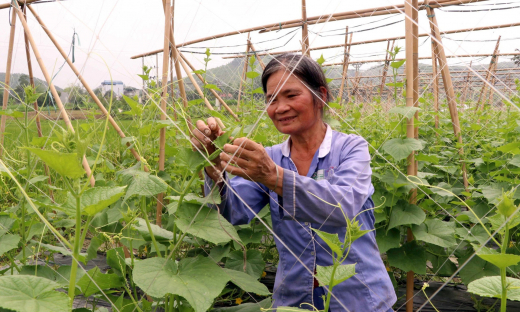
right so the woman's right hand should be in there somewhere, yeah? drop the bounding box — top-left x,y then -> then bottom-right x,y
191,117 -> 224,181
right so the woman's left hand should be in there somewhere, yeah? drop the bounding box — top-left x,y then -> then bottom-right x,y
220,138 -> 283,194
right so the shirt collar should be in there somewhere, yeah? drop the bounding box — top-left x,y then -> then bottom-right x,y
281,124 -> 332,158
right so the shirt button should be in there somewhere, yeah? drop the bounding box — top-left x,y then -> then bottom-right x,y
305,222 -> 309,226
311,251 -> 315,256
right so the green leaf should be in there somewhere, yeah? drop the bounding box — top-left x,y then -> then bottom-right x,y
474,245 -> 520,269
497,190 -> 517,217
212,298 -> 272,312
387,106 -> 421,119
252,87 -> 264,94
133,218 -> 173,242
204,84 -> 222,92
315,264 -> 356,287
412,219 -> 456,248
0,234 -> 20,255
133,256 -> 230,312
76,267 -> 124,297
0,109 -> 24,118
24,85 -> 43,104
193,69 -> 205,75
246,71 -> 260,79
311,228 -> 343,255
459,251 -> 500,285
225,250 -> 265,278
382,138 -> 423,161
376,228 -> 400,253
213,131 -> 232,150
209,244 -> 231,262
24,148 -> 85,179
177,148 -> 208,173
237,228 -> 263,246
510,155 -> 520,167
80,186 -> 126,216
106,247 -> 127,277
387,203 -> 426,230
468,276 -> 520,301
416,154 -> 439,164
122,95 -> 143,116
175,204 -> 241,245
221,268 -> 270,295
0,275 -> 69,312
386,82 -> 404,88
138,74 -> 149,81
497,142 -> 520,154
387,241 -> 426,274
118,166 -> 167,202
488,213 -> 520,234
347,218 -> 371,244
316,54 -> 326,66
390,59 -> 406,69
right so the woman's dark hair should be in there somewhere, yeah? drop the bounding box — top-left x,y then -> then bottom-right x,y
261,53 -> 332,112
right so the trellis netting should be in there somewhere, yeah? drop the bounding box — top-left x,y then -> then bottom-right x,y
1,0 -> 520,311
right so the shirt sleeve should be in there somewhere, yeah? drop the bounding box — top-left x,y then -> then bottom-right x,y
204,170 -> 270,226
280,135 -> 373,227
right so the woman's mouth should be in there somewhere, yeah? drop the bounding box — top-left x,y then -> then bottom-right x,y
278,116 -> 296,123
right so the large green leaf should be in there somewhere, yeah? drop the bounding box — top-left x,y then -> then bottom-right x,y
474,245 -> 520,269
382,138 -> 423,161
376,228 -> 400,253
122,95 -> 143,116
468,276 -> 520,301
387,106 -> 421,120
80,186 -> 126,216
76,267 -> 124,297
312,228 -> 343,255
0,234 -> 20,255
0,275 -> 69,312
315,264 -> 356,287
387,241 -> 426,274
387,203 -> 426,230
24,148 -> 85,179
225,250 -> 265,278
175,203 -> 241,245
459,252 -> 500,285
133,218 -> 173,242
488,213 -> 520,234
221,268 -> 270,295
133,256 -> 230,312
412,219 -> 456,248
118,166 -> 167,202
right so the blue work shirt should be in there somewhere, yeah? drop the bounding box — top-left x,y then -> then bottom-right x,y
205,125 -> 396,311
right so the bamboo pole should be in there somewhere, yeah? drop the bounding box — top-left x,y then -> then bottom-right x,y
0,0 -> 40,10
337,28 -> 351,104
175,50 -> 214,111
179,53 -> 240,121
476,36 -> 501,110
27,5 -> 148,171
248,41 -> 266,70
380,40 -> 392,98
237,33 -> 251,112
460,61 -> 472,105
131,0 -> 485,59
301,0 -> 310,57
405,1 -> 417,311
13,4 -> 94,186
426,1 -> 469,190
431,38 -> 440,128
486,54 -> 500,106
0,8 -> 17,158
156,0 -> 172,227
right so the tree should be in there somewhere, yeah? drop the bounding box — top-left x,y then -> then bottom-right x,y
514,49 -> 520,67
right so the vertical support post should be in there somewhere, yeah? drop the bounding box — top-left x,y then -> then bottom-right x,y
28,5 -> 148,171
14,4 -> 94,186
426,1 -> 469,191
486,54 -> 499,106
380,39 -> 393,98
412,0 -> 419,177
237,33 -> 251,112
0,8 -> 17,158
156,0 -> 172,227
301,0 -> 310,57
248,41 -> 266,70
405,1 -> 418,311
431,39 -> 439,128
142,57 -> 146,102
337,27 -> 351,104
460,61 -> 472,107
476,36 -> 500,110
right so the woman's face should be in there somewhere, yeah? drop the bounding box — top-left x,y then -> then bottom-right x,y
265,70 -> 325,135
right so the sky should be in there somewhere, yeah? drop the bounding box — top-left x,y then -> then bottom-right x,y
1,0 -> 519,90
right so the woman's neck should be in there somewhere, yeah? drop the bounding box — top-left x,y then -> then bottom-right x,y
290,121 -> 327,159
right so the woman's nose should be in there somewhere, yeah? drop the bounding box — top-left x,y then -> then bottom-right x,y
275,99 -> 290,114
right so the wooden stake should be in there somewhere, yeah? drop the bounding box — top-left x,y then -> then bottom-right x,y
247,41 -> 266,70
380,40 -> 393,98
476,36 -> 501,110
0,8 -> 17,158
237,33 -> 251,112
27,5 -> 147,171
179,53 -> 240,121
14,4 -> 94,186
337,28 -> 351,104
486,54 -> 500,106
301,0 -> 310,57
426,1 -> 469,190
156,0 -> 172,227
431,37 -> 439,128
460,61 -> 472,105
176,51 -> 215,111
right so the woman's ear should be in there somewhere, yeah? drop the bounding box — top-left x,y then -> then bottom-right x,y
318,86 -> 328,108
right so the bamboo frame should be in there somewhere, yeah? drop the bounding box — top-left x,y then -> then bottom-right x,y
486,53 -> 500,106
431,37 -> 440,128
301,0 -> 310,57
460,61 -> 472,105
426,1 -> 469,191
237,33 -> 251,112
0,8 -> 17,158
337,28 -> 351,104
248,41 -> 266,70
380,40 -> 395,97
13,3 -> 95,186
476,36 -> 501,110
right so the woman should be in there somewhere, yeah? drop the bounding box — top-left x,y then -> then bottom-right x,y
192,54 -> 396,311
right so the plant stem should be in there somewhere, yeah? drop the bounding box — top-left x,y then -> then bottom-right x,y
500,222 -> 510,312
324,259 -> 338,312
140,196 -> 162,257
68,194 -> 82,306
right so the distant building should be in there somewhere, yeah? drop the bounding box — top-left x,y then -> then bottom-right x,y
101,80 -> 124,98
123,86 -> 139,98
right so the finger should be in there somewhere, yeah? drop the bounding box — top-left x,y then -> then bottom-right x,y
220,151 -> 249,168
222,144 -> 254,160
207,117 -> 220,134
190,137 -> 204,151
221,160 -> 249,180
233,137 -> 260,152
196,120 -> 211,137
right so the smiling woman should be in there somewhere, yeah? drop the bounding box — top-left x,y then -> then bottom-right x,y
194,53 -> 396,312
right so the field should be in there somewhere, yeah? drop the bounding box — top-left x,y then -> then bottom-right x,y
2,1 -> 520,312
